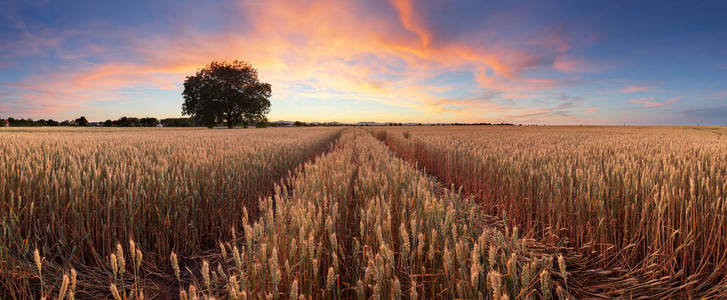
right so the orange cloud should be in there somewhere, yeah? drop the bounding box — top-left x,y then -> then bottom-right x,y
620,85 -> 656,93
630,96 -> 681,108
390,0 -> 431,48
2,0 -> 595,122
552,55 -> 604,73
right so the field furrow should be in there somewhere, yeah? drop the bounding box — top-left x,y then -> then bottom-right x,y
0,127 -> 341,298
168,129 -> 563,299
371,126 -> 727,298
4,126 -> 727,299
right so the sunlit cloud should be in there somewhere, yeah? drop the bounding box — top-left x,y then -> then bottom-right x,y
2,0 -> 597,122
391,0 -> 431,47
585,107 -> 599,113
552,55 -> 606,73
630,97 -> 681,108
1,0 -> 726,124
620,85 -> 656,93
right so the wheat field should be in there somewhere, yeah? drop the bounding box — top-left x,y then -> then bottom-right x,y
375,126 -> 727,298
1,126 -> 726,299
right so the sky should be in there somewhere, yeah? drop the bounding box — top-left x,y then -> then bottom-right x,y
1,0 -> 726,125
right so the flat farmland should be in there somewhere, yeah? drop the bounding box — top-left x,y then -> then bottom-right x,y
1,126 -> 726,299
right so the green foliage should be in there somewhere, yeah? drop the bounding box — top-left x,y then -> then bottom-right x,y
182,60 -> 271,128
74,116 -> 89,126
255,118 -> 268,128
161,117 -> 196,127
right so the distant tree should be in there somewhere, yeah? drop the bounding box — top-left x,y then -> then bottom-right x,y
75,116 -> 89,126
294,121 -> 305,127
160,117 -> 196,127
46,119 -> 59,126
112,117 -> 125,127
255,117 -> 268,128
113,117 -> 137,127
60,120 -> 72,126
139,117 -> 160,127
103,120 -> 113,127
7,118 -> 38,126
182,60 -> 271,128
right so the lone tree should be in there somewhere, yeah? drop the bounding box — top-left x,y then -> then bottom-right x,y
75,116 -> 89,126
182,60 -> 271,128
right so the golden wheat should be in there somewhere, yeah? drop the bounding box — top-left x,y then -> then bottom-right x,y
170,129 -> 556,299
1,127 -> 340,297
376,125 -> 727,297
7,125 -> 721,298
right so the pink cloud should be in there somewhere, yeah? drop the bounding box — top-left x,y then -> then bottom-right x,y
0,30 -> 71,55
0,103 -> 11,114
620,85 -> 656,93
552,55 -> 605,73
630,96 -> 681,108
585,107 -> 599,113
2,0 -> 600,122
709,91 -> 727,99
391,0 -> 431,47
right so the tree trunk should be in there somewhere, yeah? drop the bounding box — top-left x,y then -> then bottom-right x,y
227,112 -> 234,128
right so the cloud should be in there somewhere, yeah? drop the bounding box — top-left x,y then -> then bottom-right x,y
1,0 -> 602,122
619,85 -> 656,93
552,55 -> 606,73
630,96 -> 681,108
709,90 -> 727,99
0,28 -> 74,56
585,107 -> 599,113
555,94 -> 584,102
390,0 -> 431,47
501,99 -> 581,122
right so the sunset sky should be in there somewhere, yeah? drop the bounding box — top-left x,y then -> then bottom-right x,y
1,0 -> 726,124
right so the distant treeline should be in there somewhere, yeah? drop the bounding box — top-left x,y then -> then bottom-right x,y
0,116 -> 296,127
0,116 -> 197,127
1,117 -> 517,127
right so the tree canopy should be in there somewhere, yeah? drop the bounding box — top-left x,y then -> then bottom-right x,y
75,116 -> 89,126
182,61 -> 271,128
